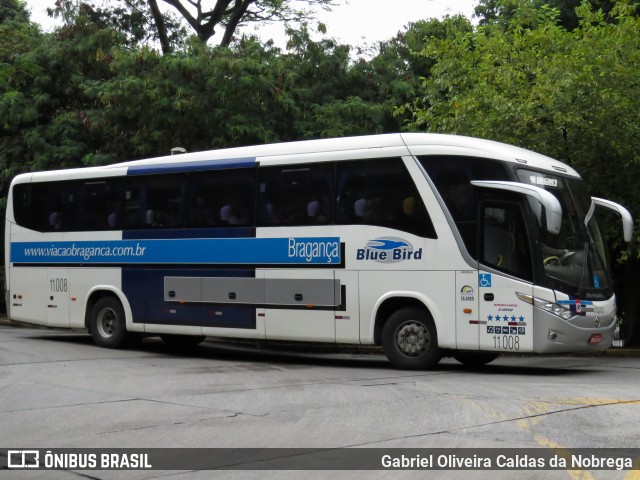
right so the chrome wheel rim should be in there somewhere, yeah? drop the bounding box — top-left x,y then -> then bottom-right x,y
96,307 -> 118,338
395,320 -> 428,357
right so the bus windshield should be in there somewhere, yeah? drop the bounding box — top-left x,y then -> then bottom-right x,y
517,169 -> 612,300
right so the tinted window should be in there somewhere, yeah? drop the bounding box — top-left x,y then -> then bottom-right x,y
481,204 -> 533,281
188,168 -> 256,227
335,158 -> 436,238
13,183 -> 45,231
82,179 -> 124,230
420,155 -> 511,256
258,163 -> 334,226
12,179 -> 123,232
12,184 -> 32,229
124,174 -> 187,229
13,182 -> 57,232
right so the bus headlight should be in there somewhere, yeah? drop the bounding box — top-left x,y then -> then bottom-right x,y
516,292 -> 574,320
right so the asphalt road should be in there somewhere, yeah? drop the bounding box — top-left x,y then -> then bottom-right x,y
1,319 -> 639,480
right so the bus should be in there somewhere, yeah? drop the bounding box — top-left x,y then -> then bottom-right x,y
4,133 -> 633,369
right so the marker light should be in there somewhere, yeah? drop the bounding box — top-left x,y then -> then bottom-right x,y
516,292 -> 574,321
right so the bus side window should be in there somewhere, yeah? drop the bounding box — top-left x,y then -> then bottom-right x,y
82,179 -> 124,231
43,184 -> 66,231
419,155 -> 512,258
335,158 -> 436,238
187,168 -> 256,228
257,163 -> 334,227
124,174 -> 187,229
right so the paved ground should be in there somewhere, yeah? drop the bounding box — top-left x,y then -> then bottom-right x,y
1,319 -> 639,479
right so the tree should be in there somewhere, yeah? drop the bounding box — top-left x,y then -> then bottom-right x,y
80,23 -> 395,154
475,0 -> 640,29
0,0 -> 30,24
0,0 -> 126,193
367,16 -> 473,130
48,0 -> 188,53
277,24 -> 388,138
48,0 -> 335,53
155,0 -> 334,48
82,37 -> 300,157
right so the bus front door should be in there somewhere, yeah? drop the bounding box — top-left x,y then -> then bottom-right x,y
477,203 -> 535,353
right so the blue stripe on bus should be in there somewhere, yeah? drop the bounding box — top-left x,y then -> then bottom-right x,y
126,157 -> 256,175
557,300 -> 594,305
11,237 -> 342,265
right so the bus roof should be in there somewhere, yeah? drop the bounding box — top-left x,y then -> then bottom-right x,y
13,133 -> 580,183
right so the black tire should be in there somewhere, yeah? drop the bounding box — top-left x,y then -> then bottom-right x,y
382,307 -> 441,370
160,334 -> 206,349
453,352 -> 499,368
89,296 -> 137,349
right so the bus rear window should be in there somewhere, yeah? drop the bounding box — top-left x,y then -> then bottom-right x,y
12,182 -> 76,232
12,179 -> 124,232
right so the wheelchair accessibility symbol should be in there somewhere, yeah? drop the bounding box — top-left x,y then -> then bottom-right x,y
479,274 -> 492,288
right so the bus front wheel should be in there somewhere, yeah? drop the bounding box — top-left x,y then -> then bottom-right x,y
89,296 -> 136,349
382,307 -> 441,370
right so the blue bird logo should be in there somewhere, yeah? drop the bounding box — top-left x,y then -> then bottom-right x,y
366,239 -> 410,250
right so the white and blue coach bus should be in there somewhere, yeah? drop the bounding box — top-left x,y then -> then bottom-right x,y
4,134 -> 633,369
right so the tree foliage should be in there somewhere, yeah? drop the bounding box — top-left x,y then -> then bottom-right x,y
0,0 -> 30,24
0,7 -> 400,180
355,16 -> 473,130
48,0 -> 188,53
475,0 -> 639,29
156,0 -> 335,47
0,1 -> 119,201
49,0 -> 335,53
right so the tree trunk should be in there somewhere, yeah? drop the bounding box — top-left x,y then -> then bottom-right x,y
220,0 -> 253,47
148,0 -> 172,54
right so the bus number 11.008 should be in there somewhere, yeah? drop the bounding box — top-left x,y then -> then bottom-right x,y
50,278 -> 68,293
493,335 -> 520,350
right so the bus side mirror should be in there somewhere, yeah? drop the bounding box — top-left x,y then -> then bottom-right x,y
591,197 -> 634,242
471,180 -> 562,235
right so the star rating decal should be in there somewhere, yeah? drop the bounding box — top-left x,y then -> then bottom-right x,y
485,313 -> 527,325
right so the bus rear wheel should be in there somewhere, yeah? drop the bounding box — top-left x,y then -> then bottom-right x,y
89,296 -> 137,349
382,307 -> 441,370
